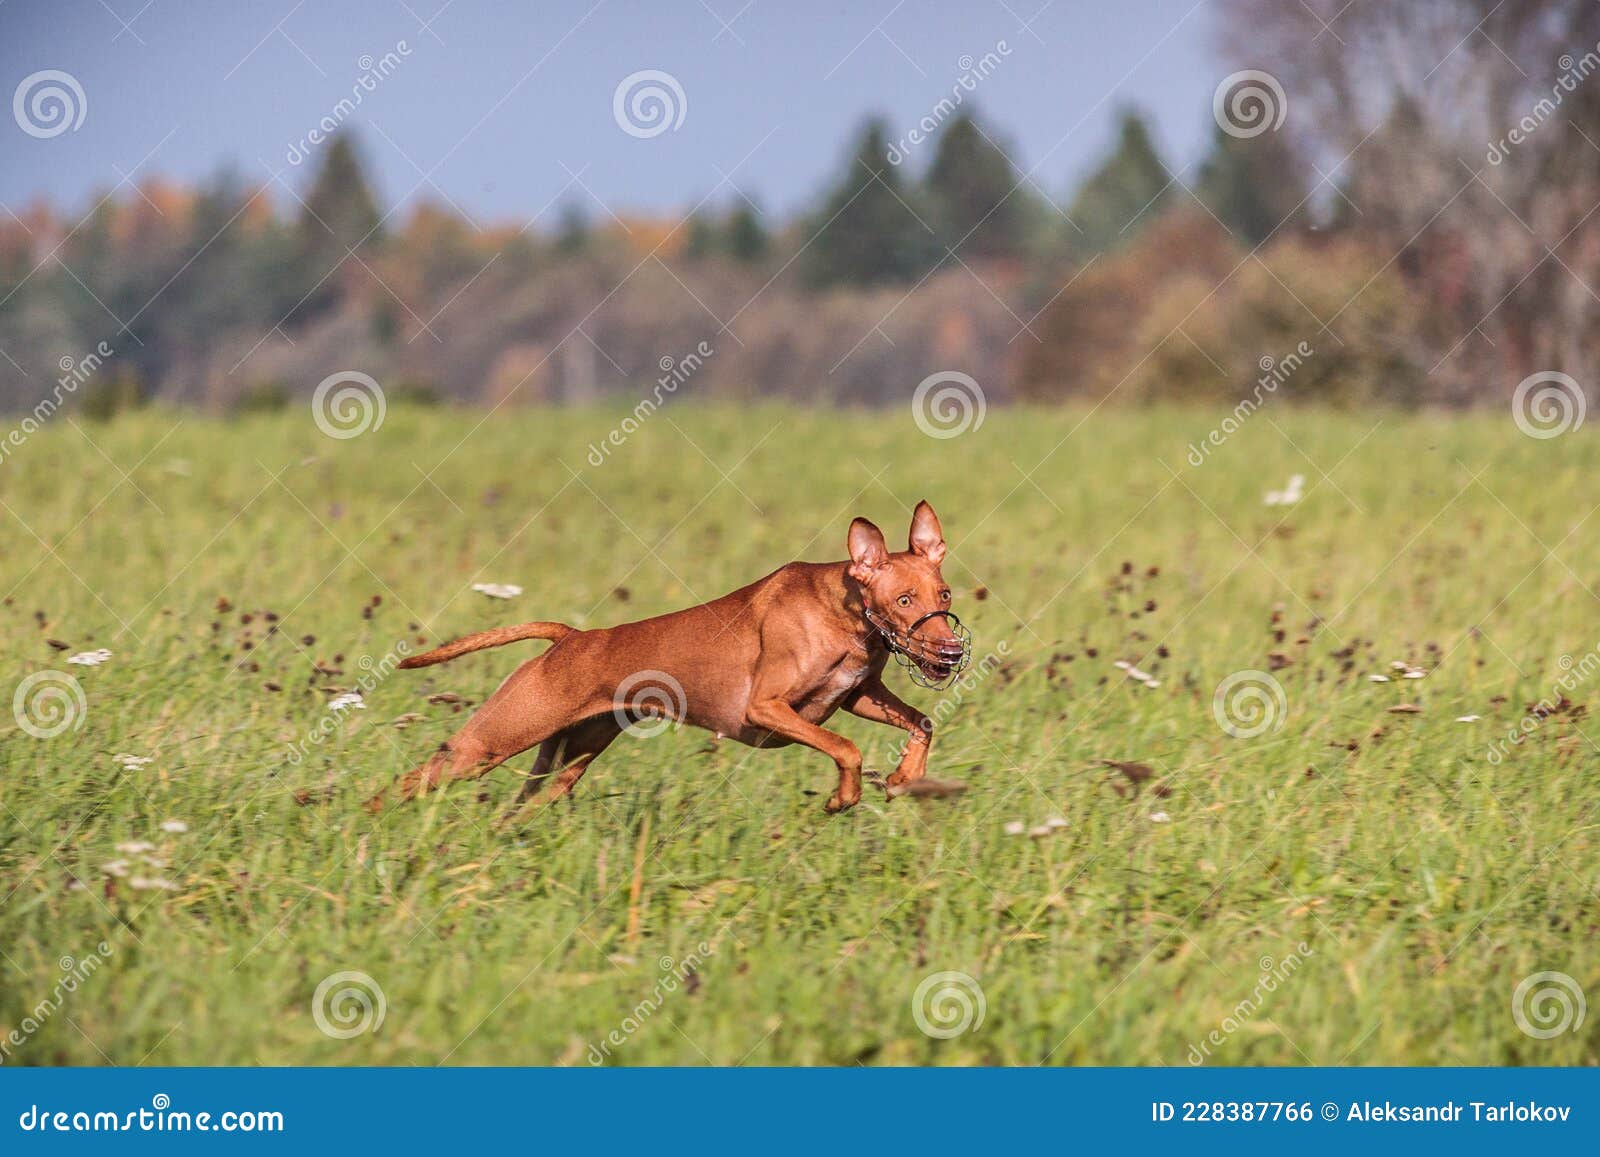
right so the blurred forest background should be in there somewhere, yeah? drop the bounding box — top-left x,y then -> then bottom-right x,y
4,0 -> 1600,416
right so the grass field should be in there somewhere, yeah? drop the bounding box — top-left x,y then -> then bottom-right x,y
2,402 -> 1598,1066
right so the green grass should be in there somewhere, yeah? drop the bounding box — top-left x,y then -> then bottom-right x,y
2,403 -> 1598,1066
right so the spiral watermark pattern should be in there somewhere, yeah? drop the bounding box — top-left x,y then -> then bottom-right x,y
1511,371 -> 1585,439
612,669 -> 687,738
311,370 -> 386,440
1512,971 -> 1586,1039
1212,69 -> 1287,139
612,69 -> 687,139
311,970 -> 386,1039
911,371 -> 986,439
13,70 -> 87,139
13,670 -> 88,739
911,970 -> 986,1039
1211,669 -> 1287,739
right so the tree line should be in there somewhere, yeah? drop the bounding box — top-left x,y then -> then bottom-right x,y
2,0 -> 1595,415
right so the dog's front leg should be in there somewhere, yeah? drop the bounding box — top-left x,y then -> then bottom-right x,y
745,699 -> 864,813
844,677 -> 933,798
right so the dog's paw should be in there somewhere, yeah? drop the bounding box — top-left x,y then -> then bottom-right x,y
823,792 -> 859,814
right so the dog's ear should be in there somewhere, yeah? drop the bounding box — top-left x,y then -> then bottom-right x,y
908,500 -> 946,564
847,517 -> 890,583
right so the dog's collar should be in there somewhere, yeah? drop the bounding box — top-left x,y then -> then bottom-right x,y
862,607 -> 973,690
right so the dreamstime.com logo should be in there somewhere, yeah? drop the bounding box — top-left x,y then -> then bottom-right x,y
1187,942 -> 1314,1064
312,370 -> 386,439
17,1095 -> 283,1134
13,671 -> 88,739
911,970 -> 986,1039
886,40 -> 1013,165
1485,645 -> 1600,765
1511,371 -> 1585,439
587,339 -> 714,466
1187,341 -> 1314,466
0,941 -> 114,1064
882,640 -> 1012,767
1213,69 -> 1287,139
311,970 -> 386,1039
1512,971 -> 1586,1040
13,69 -> 87,138
1212,670 -> 1287,739
613,69 -> 686,138
0,341 -> 115,468
1487,42 -> 1600,165
286,41 -> 413,165
587,943 -> 713,1064
912,371 -> 986,439
612,670 -> 687,738
284,641 -> 410,765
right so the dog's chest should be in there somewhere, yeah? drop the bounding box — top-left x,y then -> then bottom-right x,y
794,652 -> 873,718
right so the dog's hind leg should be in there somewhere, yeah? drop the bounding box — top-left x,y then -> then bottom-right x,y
368,656 -> 603,812
375,732 -> 521,809
513,735 -> 566,802
493,715 -> 622,828
513,714 -> 622,806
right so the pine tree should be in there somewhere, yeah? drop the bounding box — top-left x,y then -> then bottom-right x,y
683,212 -> 719,260
292,133 -> 384,319
724,202 -> 770,262
555,203 -> 590,255
924,112 -> 1027,260
803,118 -> 935,287
178,168 -> 294,339
1193,122 -> 1304,246
1065,109 -> 1173,257
299,134 -> 383,256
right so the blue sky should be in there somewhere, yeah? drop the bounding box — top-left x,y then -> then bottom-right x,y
2,0 -> 1224,226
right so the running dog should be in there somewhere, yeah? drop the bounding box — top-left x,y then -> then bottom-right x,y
367,501 -> 971,815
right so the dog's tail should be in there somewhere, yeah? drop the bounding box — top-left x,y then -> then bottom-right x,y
399,621 -> 574,669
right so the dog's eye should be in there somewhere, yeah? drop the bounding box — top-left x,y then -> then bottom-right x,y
897,594 -> 912,608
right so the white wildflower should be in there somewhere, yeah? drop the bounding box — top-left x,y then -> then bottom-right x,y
1263,474 -> 1305,506
471,582 -> 523,599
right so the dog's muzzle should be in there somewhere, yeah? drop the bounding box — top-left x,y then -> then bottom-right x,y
864,608 -> 973,690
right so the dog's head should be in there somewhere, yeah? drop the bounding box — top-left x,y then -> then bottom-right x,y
848,500 -> 972,687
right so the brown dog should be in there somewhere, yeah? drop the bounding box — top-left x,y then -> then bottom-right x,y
367,501 -> 971,815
